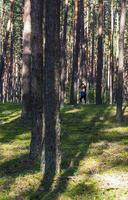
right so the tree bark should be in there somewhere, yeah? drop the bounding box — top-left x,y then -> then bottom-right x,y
80,0 -> 86,82
96,0 -> 103,105
60,0 -> 68,106
42,0 -> 61,183
2,0 -> 14,102
29,0 -> 44,161
22,0 -> 31,120
91,5 -> 95,83
109,0 -> 114,104
116,0 -> 126,122
70,0 -> 81,104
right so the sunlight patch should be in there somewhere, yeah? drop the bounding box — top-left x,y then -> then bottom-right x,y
9,173 -> 42,199
95,173 -> 128,189
65,109 -> 81,114
1,110 -> 13,115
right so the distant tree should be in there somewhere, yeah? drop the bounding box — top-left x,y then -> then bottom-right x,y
2,0 -> 14,101
80,0 -> 86,81
91,4 -> 96,83
96,0 -> 103,105
60,0 -> 69,106
70,0 -> 81,104
109,0 -> 114,104
116,0 -> 126,122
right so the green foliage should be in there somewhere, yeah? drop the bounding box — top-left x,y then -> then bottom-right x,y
88,85 -> 95,104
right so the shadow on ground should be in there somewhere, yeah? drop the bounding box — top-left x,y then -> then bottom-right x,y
29,105 -> 128,200
0,104 -> 128,199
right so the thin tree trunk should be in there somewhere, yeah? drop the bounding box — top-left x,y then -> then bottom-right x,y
2,0 -> 14,102
22,0 -> 31,120
109,0 -> 114,104
8,22 -> 14,101
96,0 -> 103,105
91,5 -> 95,83
3,0 -> 14,59
116,0 -> 126,122
70,0 -> 81,104
80,0 -> 86,82
60,0 -> 68,106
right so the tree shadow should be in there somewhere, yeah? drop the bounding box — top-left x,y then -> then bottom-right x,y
0,153 -> 40,198
30,106 -> 108,199
0,117 -> 30,143
0,153 -> 40,177
1,104 -> 127,199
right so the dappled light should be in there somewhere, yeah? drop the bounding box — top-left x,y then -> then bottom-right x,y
0,0 -> 128,199
0,103 -> 128,199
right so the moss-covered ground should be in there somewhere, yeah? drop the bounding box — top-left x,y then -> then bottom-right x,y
0,103 -> 128,200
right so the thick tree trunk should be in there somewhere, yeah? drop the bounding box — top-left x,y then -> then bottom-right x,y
116,0 -> 126,122
29,0 -> 44,161
96,0 -> 103,105
42,0 -> 61,183
22,0 -> 31,120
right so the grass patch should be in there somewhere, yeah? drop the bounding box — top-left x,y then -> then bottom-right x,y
0,103 -> 128,199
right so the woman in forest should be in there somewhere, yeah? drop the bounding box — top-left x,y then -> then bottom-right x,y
79,82 -> 86,104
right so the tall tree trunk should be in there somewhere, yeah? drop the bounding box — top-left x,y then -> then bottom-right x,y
116,0 -> 126,122
42,0 -> 61,184
2,0 -> 14,102
109,0 -> 114,104
60,0 -> 68,106
29,0 -> 44,161
80,0 -> 86,82
0,3 -> 4,100
8,22 -> 14,101
91,5 -> 95,83
3,0 -> 14,59
96,0 -> 103,105
0,0 -> 4,84
22,0 -> 31,120
70,0 -> 81,104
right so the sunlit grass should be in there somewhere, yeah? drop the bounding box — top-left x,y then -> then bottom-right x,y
0,103 -> 128,199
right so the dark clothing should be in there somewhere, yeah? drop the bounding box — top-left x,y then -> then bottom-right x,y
79,90 -> 86,103
80,91 -> 86,97
79,84 -> 86,103
79,95 -> 86,103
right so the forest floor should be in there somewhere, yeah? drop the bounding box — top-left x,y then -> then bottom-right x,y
0,103 -> 128,200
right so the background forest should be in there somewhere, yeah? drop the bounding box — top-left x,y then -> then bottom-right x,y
0,0 -> 128,199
